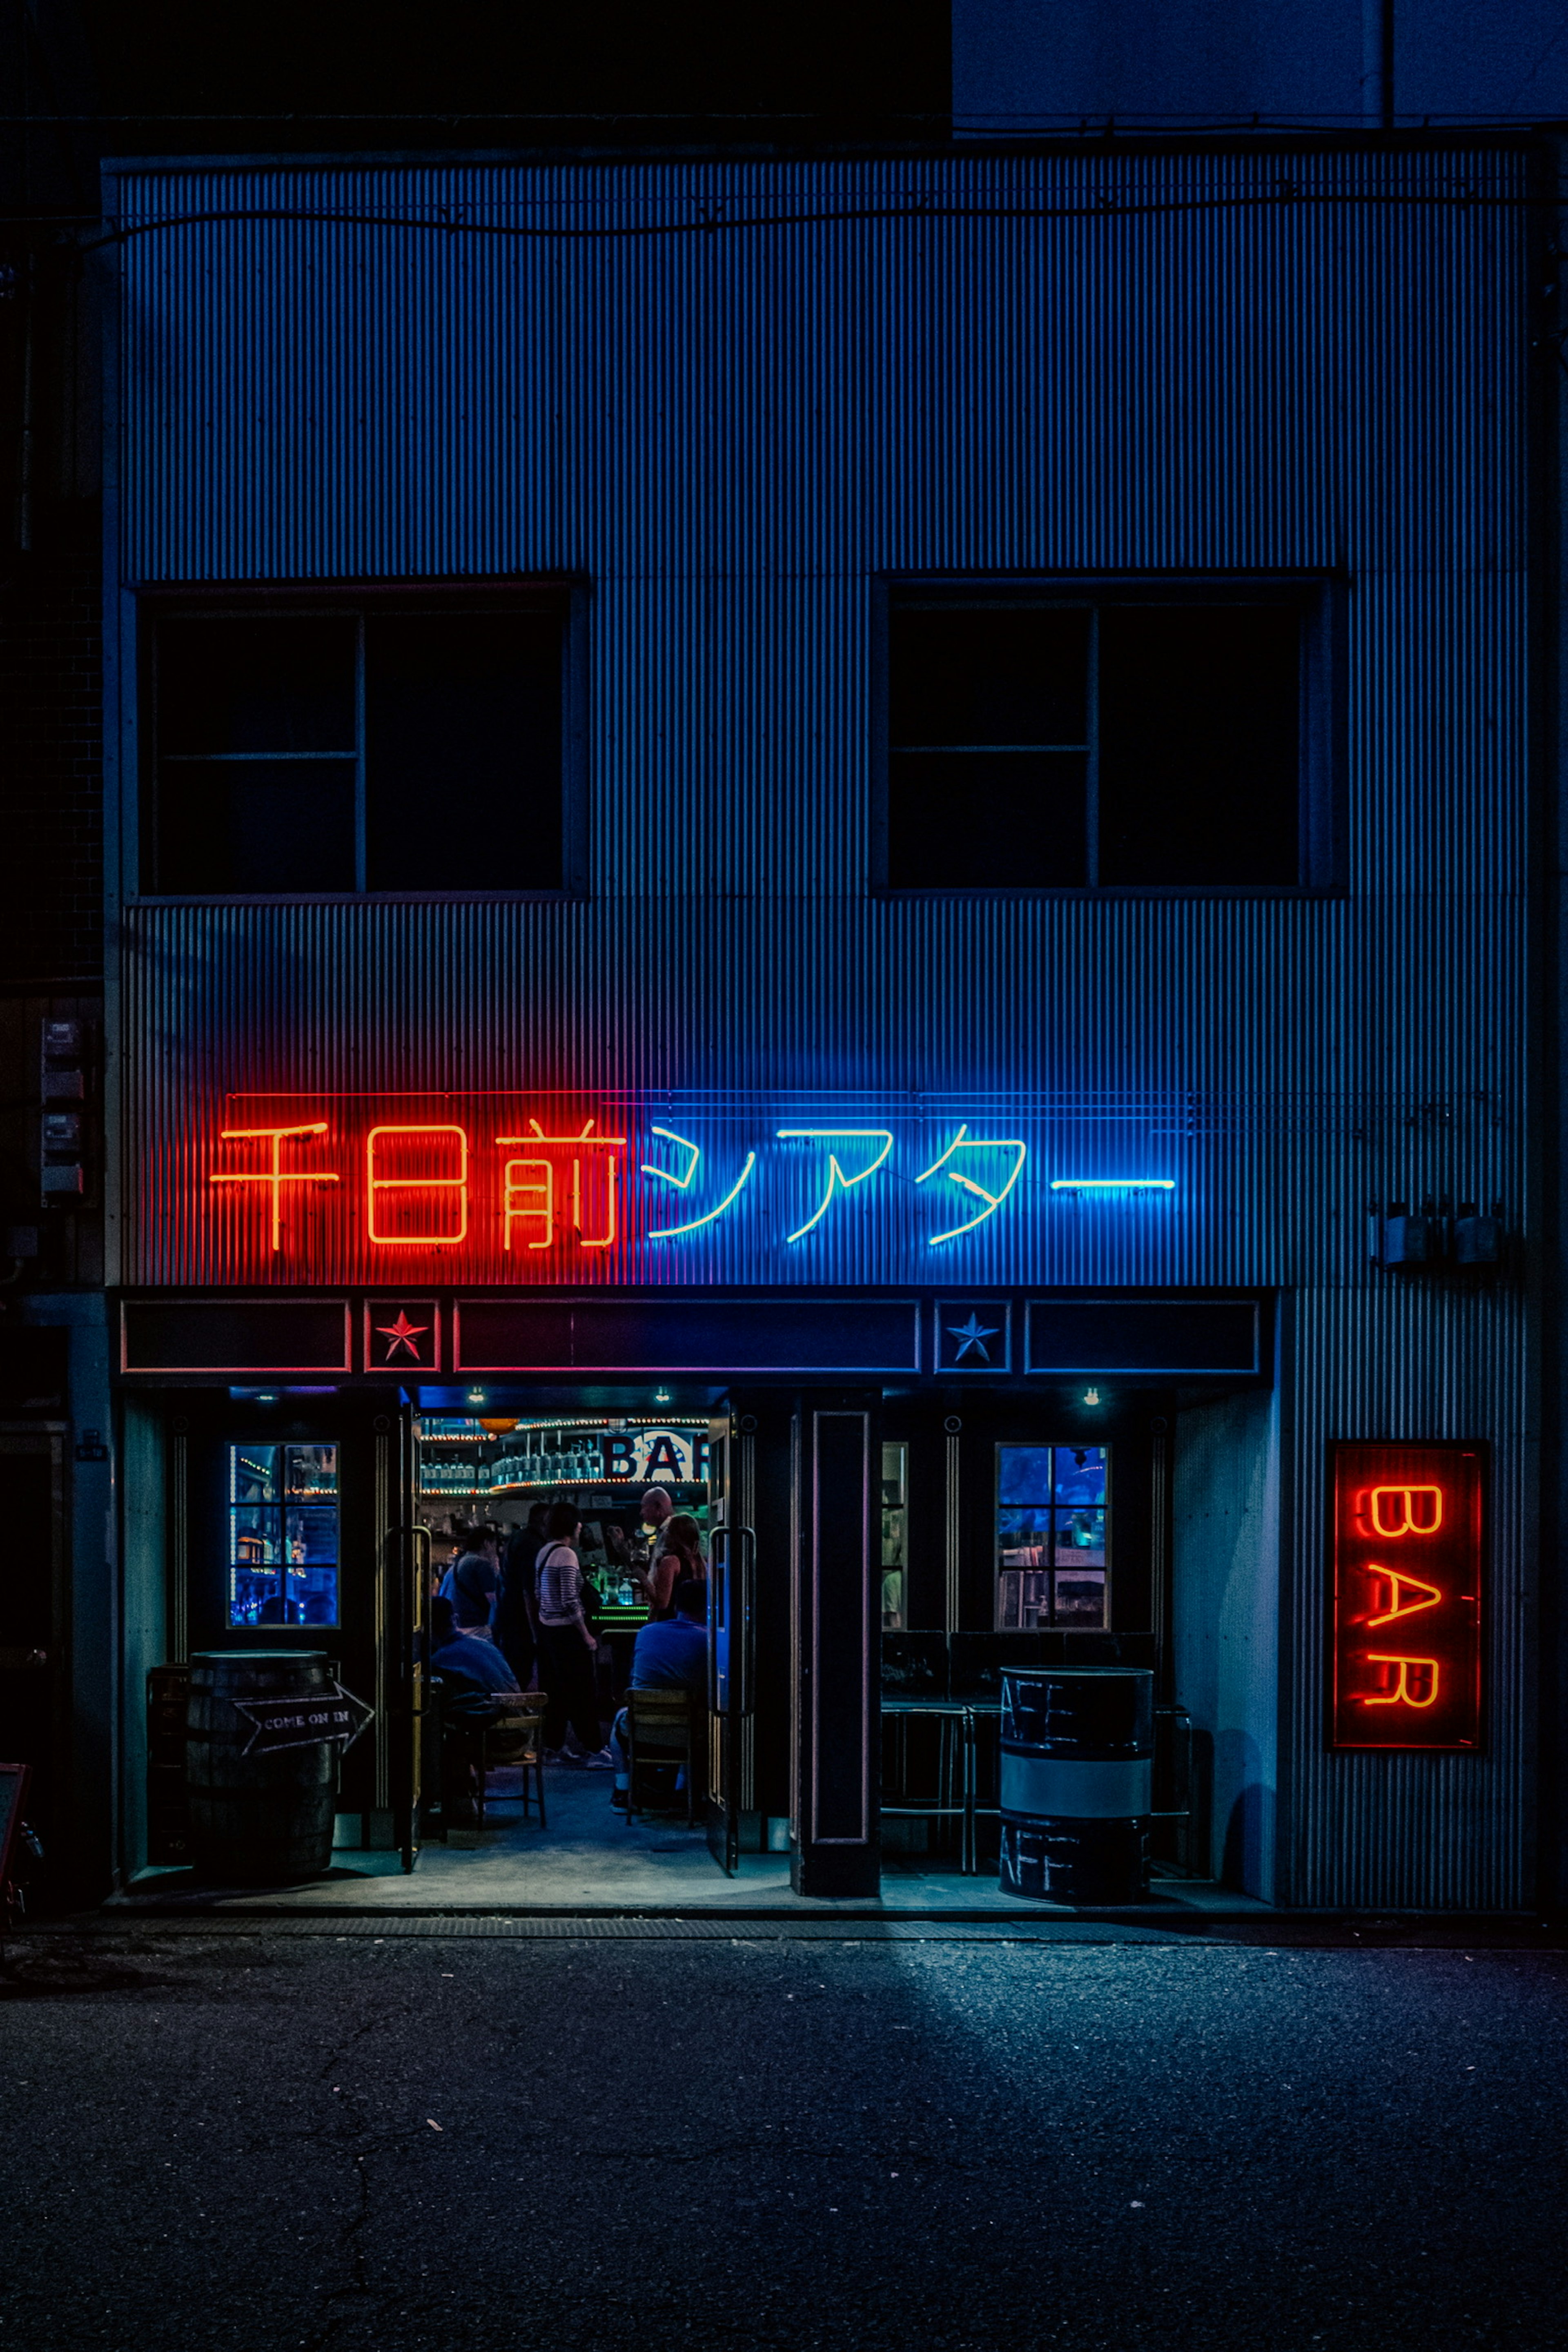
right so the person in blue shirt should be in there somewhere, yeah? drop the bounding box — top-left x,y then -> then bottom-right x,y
610,1577 -> 707,1811
430,1597 -> 521,1700
428,1596 -> 522,1828
450,1524 -> 502,1635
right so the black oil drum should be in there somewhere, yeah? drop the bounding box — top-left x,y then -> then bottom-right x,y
998,1668 -> 1154,1903
185,1650 -> 337,1882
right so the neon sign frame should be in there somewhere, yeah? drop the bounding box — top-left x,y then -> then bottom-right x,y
190,1091 -> 1184,1288
1330,1441 -> 1484,1752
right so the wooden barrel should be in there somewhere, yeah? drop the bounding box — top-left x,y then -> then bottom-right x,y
185,1651 -> 337,1882
998,1667 -> 1154,1904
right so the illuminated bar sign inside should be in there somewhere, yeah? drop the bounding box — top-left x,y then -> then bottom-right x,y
1331,1442 -> 1483,1751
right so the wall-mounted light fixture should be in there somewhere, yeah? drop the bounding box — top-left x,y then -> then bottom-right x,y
1370,1199 -> 1503,1273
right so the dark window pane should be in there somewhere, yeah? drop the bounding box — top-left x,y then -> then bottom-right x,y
364,612 -> 564,890
1098,606 -> 1301,886
1051,1569 -> 1106,1626
158,619 -> 356,754
891,610 -> 1089,746
156,759 -> 356,892
889,752 -> 1087,887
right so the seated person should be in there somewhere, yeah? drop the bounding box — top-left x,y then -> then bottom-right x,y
429,1596 -> 521,1702
611,1576 -> 707,1810
429,1597 -> 522,1829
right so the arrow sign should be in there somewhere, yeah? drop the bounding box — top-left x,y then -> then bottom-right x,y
230,1683 -> 374,1758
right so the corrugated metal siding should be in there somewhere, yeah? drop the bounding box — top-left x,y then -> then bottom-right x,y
108,144 -> 1535,1904
1285,1284 -> 1532,1910
119,904 -> 1520,1293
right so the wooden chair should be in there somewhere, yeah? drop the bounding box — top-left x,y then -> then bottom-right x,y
477,1693 -> 548,1831
624,1688 -> 701,1824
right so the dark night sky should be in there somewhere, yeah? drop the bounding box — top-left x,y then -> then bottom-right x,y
70,2 -> 951,147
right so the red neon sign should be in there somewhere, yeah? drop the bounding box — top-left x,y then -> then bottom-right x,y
208,1121 -> 340,1252
199,1097 -> 632,1284
365,1124 -> 470,1246
495,1120 -> 623,1253
1331,1443 -> 1483,1751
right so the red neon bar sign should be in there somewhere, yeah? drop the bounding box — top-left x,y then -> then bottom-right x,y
1330,1442 -> 1483,1751
204,1106 -> 626,1280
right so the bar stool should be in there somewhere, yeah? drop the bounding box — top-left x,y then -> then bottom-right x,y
624,1688 -> 701,1823
880,1698 -> 970,1860
477,1693 -> 549,1830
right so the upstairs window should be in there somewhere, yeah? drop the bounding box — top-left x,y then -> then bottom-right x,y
142,594 -> 570,895
885,591 -> 1326,892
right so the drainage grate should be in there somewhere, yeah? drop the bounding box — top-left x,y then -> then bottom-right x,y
87,1911 -> 1185,1943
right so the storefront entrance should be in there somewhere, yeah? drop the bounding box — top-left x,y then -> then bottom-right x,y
402,1388 -> 884,1898
128,1359 -> 1206,1905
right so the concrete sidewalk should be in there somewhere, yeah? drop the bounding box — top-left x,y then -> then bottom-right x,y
113,1756 -> 1270,1918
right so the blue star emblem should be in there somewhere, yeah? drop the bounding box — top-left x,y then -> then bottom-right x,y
946,1312 -> 1001,1365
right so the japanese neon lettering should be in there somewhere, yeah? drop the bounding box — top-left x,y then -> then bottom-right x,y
642,1127 -> 700,1190
1358,1654 -> 1442,1709
775,1129 -> 894,1245
1362,1485 -> 1445,1538
573,1154 -> 617,1249
366,1125 -> 468,1247
496,1119 -> 625,1252
209,1121 -> 340,1252
915,1126 -> 1028,1245
1049,1178 -> 1175,1192
1363,1564 -> 1443,1627
501,1159 -> 552,1252
642,1127 -> 758,1240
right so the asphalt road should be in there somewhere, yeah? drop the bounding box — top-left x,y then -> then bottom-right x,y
3,1919 -> 1566,2350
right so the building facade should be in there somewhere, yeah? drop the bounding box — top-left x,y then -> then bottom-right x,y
74,131 -> 1544,1907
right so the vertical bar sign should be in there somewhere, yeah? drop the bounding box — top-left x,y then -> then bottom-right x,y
1331,1443 -> 1484,1751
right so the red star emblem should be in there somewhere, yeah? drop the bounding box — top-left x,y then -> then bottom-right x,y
375,1310 -> 430,1361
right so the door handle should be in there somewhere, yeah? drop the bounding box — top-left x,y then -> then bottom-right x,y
706,1527 -> 755,1715
386,1523 -> 432,1702
707,1525 -> 728,1714
735,1526 -> 757,1719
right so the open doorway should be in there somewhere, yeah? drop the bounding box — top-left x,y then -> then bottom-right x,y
412,1402 -> 775,1900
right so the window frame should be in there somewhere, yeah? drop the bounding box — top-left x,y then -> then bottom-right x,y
227,1436 -> 341,1630
993,1437 -> 1112,1633
132,579 -> 588,904
873,574 -> 1345,899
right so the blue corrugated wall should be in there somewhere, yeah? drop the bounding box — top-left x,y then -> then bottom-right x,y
106,144 -> 1535,1904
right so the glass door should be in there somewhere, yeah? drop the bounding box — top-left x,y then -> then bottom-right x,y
705,1418 -> 755,1877
376,1400 -> 424,1874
